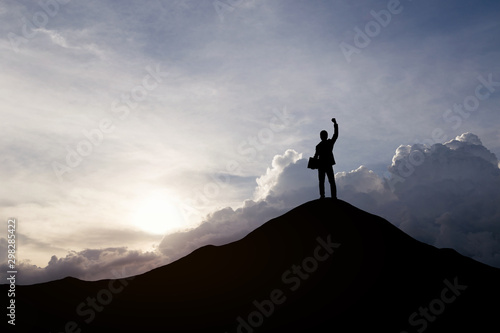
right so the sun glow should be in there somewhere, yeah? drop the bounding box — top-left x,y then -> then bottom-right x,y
131,190 -> 185,235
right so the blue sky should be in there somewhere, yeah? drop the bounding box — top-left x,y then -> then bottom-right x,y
1,0 -> 500,284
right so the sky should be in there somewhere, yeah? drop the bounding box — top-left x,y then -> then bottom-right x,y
1,0 -> 500,285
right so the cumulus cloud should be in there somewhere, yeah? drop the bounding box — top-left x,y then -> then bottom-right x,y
253,149 -> 303,201
389,133 -> 499,187
383,133 -> 500,266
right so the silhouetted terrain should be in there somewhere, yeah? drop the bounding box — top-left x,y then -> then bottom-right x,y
3,199 -> 500,332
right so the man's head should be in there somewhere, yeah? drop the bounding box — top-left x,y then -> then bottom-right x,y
320,130 -> 328,141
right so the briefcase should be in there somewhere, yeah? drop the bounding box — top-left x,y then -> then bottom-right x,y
307,157 -> 319,170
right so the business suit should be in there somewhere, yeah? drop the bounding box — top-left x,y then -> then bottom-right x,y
314,121 -> 338,199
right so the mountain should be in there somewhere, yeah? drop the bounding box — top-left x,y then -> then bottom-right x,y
3,199 -> 500,332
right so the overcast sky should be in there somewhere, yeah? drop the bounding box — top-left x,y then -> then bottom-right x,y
1,0 -> 500,285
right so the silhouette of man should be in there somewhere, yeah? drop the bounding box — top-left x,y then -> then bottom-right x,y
314,118 -> 338,199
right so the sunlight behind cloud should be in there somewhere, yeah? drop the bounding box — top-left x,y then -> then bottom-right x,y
131,190 -> 186,235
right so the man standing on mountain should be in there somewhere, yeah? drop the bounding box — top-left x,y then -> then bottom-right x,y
314,118 -> 338,199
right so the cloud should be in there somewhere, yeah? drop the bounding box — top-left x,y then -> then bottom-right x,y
33,27 -> 104,58
389,133 -> 499,186
383,133 -> 500,265
253,149 -> 302,200
36,28 -> 70,48
0,246 -> 165,285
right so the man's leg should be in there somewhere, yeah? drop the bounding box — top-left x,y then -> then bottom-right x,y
326,167 -> 337,199
318,168 -> 326,198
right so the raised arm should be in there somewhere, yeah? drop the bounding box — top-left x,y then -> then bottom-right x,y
331,118 -> 338,143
